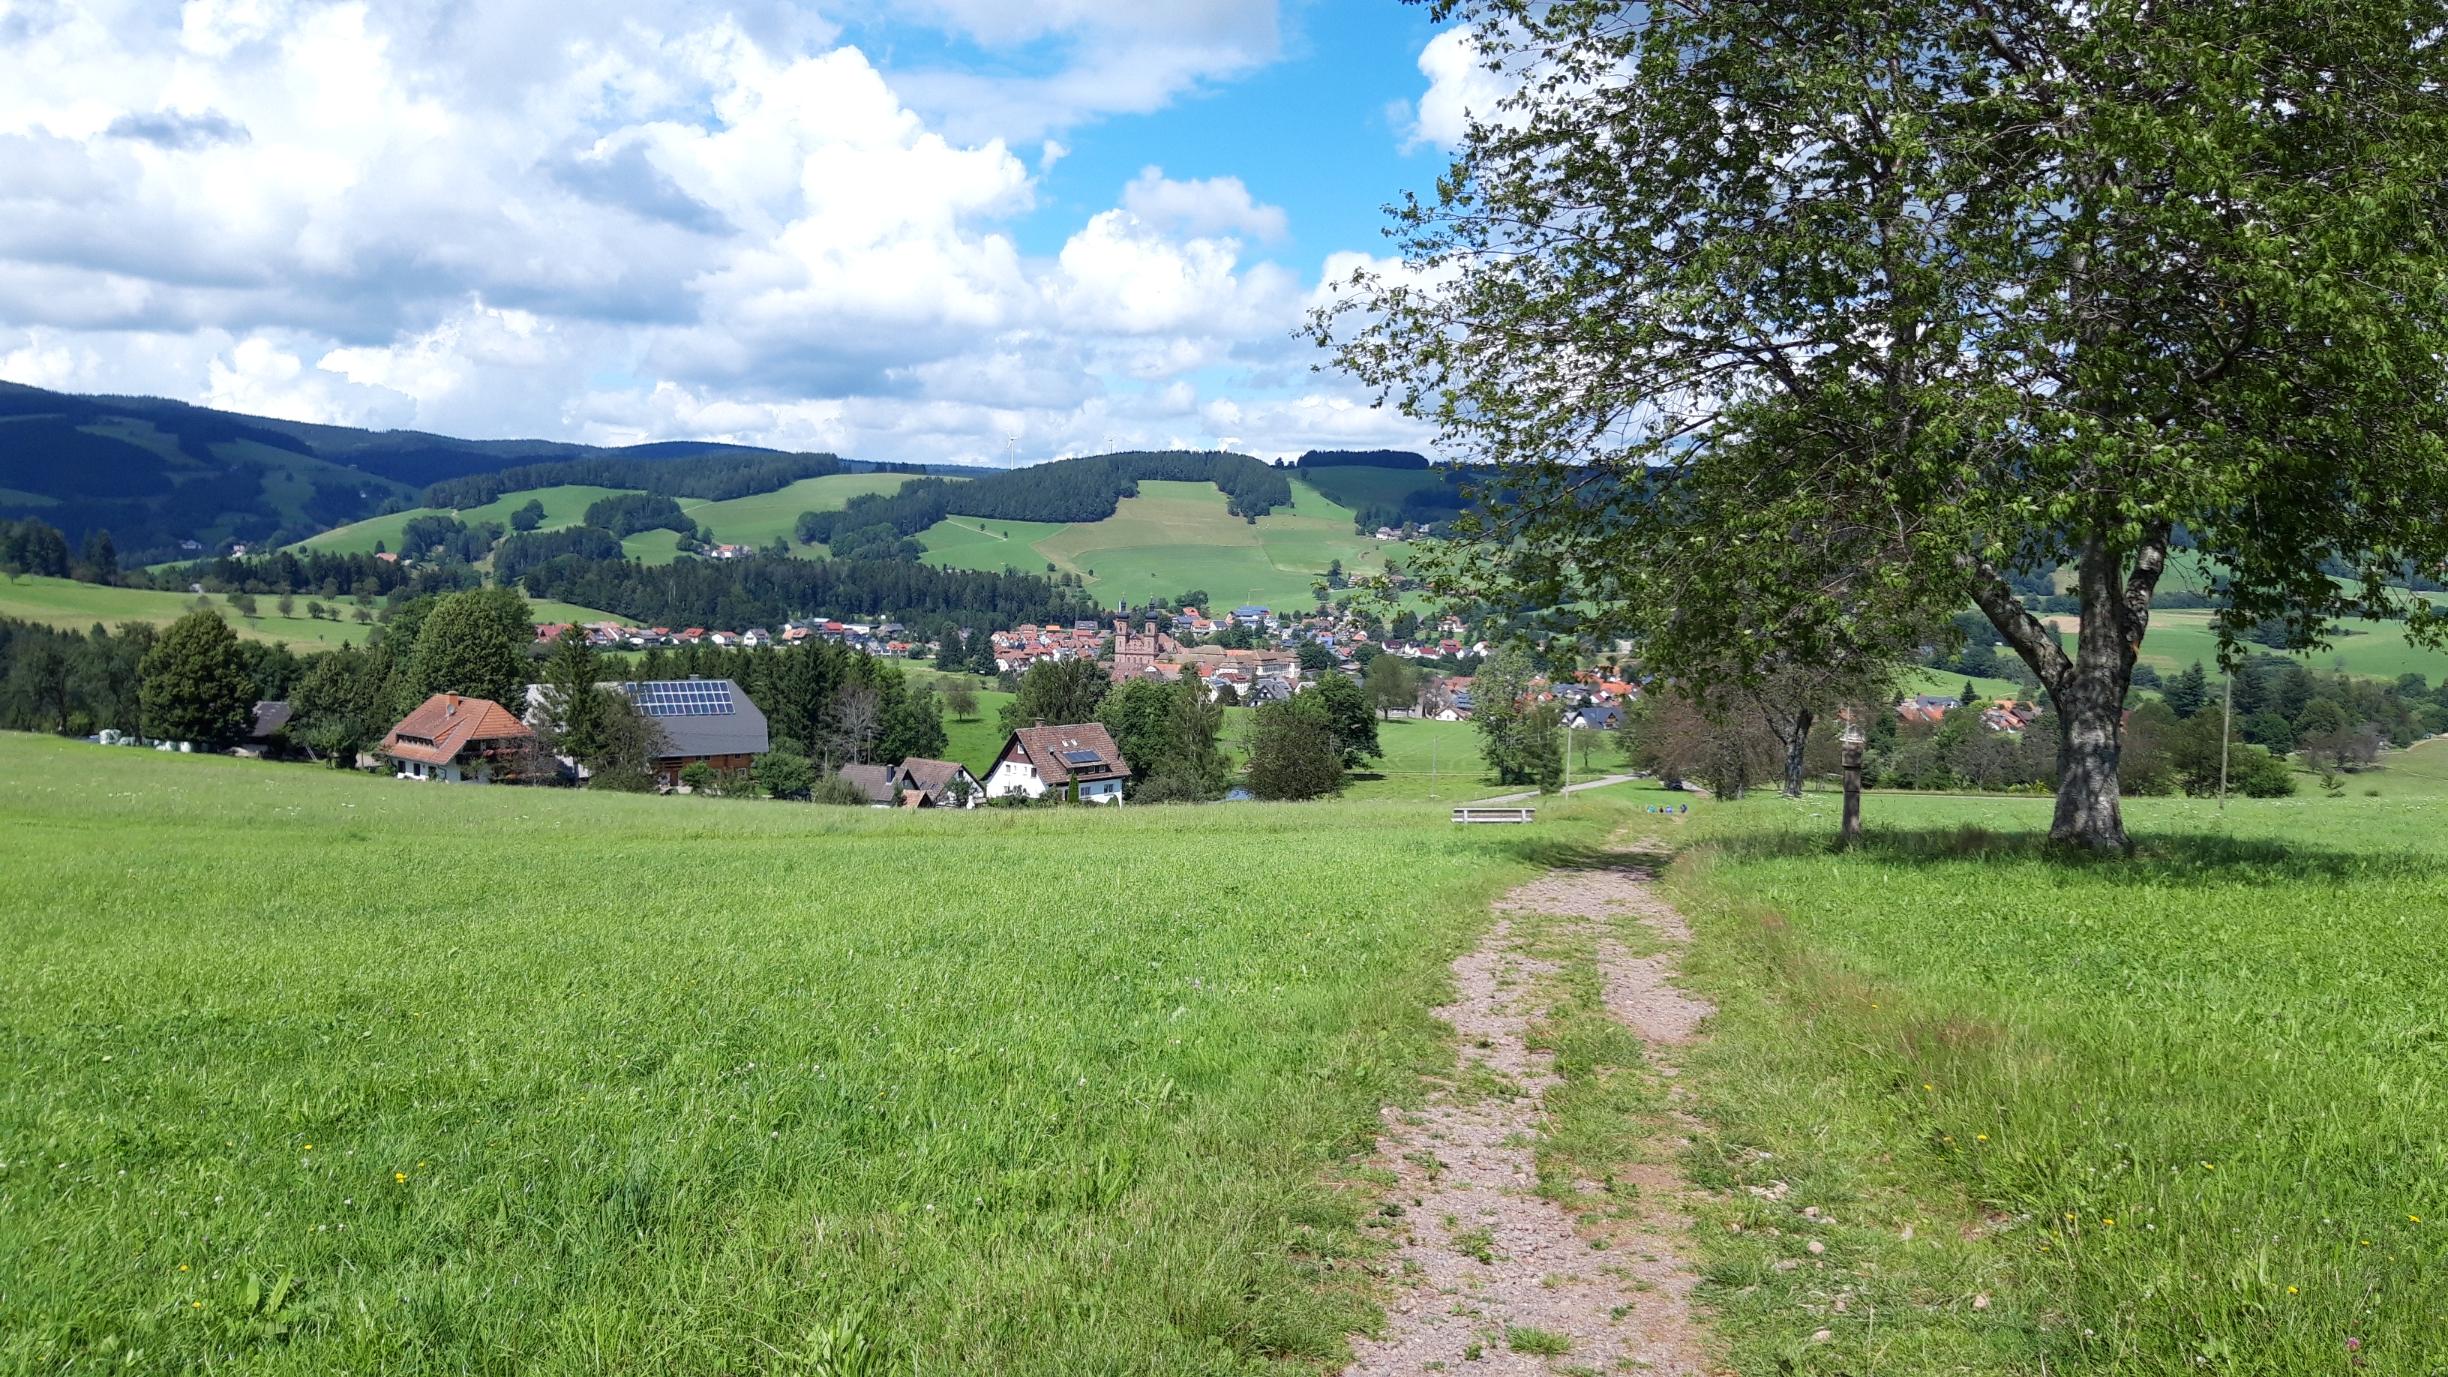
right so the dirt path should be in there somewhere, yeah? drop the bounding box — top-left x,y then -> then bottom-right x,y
1344,859 -> 1718,1375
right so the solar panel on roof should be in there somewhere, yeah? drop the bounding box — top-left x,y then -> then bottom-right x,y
623,681 -> 735,718
1061,749 -> 1102,766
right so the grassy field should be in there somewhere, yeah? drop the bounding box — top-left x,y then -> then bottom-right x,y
0,733 -> 1629,1374
525,598 -> 628,628
686,473 -> 926,555
294,486 -> 631,557
2044,607 -> 2448,684
297,477 -> 919,564
1635,786 -> 2448,1375
919,480 -> 1413,611
915,516 -> 1073,575
0,575 -> 376,651
1900,667 -> 2031,702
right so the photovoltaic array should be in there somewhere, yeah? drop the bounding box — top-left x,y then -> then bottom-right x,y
623,681 -> 736,718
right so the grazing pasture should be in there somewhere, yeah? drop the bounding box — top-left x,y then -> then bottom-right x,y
294,485 -> 631,557
0,574 -> 376,651
1652,788 -> 2448,1375
296,475 -> 921,565
918,481 -> 1414,612
2042,607 -> 2448,684
0,733 -> 1620,1375
682,473 -> 930,554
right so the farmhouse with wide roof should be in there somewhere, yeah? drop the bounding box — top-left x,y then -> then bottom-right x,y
984,723 -> 1131,804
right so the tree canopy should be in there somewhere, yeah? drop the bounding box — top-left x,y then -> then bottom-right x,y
138,610 -> 256,748
1320,0 -> 2448,850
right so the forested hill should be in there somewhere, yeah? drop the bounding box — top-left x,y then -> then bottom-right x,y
797,450 -> 1294,547
0,382 -> 836,561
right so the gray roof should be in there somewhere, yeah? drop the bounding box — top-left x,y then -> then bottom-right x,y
838,763 -> 896,804
247,700 -> 293,740
616,679 -> 771,760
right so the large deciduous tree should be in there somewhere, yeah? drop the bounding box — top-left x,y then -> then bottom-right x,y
139,610 -> 256,748
403,587 -> 532,710
1320,0 -> 2448,850
998,657 -> 1110,734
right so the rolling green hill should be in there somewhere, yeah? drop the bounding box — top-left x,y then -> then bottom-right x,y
919,479 -> 1413,610
2046,607 -> 2448,682
683,472 -> 935,554
296,485 -> 632,557
297,475 -> 931,567
0,382 -> 825,562
0,574 -> 379,651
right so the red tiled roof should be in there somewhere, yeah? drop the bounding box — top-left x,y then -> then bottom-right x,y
380,693 -> 535,766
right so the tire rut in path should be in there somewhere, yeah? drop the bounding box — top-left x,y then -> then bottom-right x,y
1343,860 -> 1716,1375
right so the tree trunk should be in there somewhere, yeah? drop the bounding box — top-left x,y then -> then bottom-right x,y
1964,529 -> 2166,855
1781,706 -> 1813,799
2049,656 -> 2128,851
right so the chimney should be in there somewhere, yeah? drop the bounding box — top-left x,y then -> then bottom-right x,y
444,693 -> 459,714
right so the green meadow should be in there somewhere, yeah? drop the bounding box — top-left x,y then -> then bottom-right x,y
0,733 -> 1625,1375
294,486 -> 631,557
919,480 -> 1413,612
297,476 -> 922,565
0,575 -> 376,651
2047,607 -> 2448,684
683,473 -> 929,555
1638,785 -> 2448,1375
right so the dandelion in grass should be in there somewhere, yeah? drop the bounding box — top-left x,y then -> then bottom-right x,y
1976,1133 -> 1990,1143
394,1172 -> 407,1183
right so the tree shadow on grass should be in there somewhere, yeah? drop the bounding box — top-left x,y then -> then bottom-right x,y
1493,836 -> 1663,874
1708,824 -> 2445,885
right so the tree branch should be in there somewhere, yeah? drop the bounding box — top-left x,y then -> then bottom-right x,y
1962,552 -> 2074,692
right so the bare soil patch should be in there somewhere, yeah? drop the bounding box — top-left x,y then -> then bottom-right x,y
1343,860 -> 1720,1375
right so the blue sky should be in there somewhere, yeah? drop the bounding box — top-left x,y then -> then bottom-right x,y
0,0 -> 1487,465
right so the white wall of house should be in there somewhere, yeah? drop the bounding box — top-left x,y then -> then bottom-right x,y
1078,777 -> 1124,805
985,758 -> 1045,799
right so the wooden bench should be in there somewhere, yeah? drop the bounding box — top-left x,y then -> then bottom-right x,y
1452,806 -> 1536,825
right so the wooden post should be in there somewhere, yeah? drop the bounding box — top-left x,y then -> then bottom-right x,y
1840,713 -> 1865,846
2217,672 -> 2234,812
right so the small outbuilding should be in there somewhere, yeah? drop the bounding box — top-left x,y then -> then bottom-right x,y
894,757 -> 984,808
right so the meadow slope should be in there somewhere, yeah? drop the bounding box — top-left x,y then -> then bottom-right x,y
0,575 -> 377,651
1642,787 -> 2448,1375
918,480 -> 1413,611
0,734 -> 1625,1375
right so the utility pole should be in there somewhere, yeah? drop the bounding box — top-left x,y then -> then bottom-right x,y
2218,671 -> 2234,812
1564,722 -> 1574,792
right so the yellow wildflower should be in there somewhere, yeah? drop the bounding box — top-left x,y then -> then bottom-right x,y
394,1171 -> 407,1184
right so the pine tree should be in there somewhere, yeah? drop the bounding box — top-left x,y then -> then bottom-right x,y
539,629 -> 607,762
2164,661 -> 2212,719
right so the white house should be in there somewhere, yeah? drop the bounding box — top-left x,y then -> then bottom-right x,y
984,724 -> 1132,804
